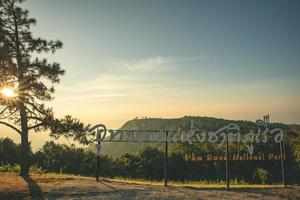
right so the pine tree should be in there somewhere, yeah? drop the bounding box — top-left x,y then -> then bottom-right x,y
0,0 -> 92,176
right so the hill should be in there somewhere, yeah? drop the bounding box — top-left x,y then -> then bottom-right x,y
98,116 -> 300,158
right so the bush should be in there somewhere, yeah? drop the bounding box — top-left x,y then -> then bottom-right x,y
0,164 -> 45,173
0,163 -> 20,173
253,168 -> 269,184
30,165 -> 46,174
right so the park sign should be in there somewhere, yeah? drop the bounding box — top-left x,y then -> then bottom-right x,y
87,119 -> 284,155
87,117 -> 288,189
185,152 -> 285,161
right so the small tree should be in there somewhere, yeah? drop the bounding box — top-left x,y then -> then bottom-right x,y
0,137 -> 21,164
0,0 -> 93,176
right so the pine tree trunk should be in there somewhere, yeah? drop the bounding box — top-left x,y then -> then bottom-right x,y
20,104 -> 30,177
12,1 -> 30,176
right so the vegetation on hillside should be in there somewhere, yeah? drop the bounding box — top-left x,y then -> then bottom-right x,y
100,116 -> 300,158
0,0 -> 90,176
1,115 -> 300,186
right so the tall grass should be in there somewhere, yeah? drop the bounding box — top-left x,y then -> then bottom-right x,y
105,176 -> 250,186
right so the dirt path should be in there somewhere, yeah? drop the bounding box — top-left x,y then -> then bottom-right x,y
47,179 -> 299,200
0,173 -> 299,200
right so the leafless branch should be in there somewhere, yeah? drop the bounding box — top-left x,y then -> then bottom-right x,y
0,121 -> 21,134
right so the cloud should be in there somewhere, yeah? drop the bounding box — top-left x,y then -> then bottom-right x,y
105,56 -> 167,72
166,56 -> 205,63
56,93 -> 126,101
103,56 -> 204,72
55,56 -> 204,102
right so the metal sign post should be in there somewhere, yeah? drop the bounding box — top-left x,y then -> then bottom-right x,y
87,124 -> 106,182
280,140 -> 287,187
226,131 -> 230,190
164,131 -> 169,187
96,141 -> 100,181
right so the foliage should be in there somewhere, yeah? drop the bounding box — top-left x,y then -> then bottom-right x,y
253,168 -> 269,184
0,137 -> 21,164
0,0 -> 92,176
1,138 -> 300,184
0,163 -> 20,172
0,163 -> 45,173
1,117 -> 300,183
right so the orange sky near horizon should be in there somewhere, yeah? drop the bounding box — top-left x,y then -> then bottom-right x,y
1,0 -> 300,150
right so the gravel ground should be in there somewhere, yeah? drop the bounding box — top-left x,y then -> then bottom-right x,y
47,179 -> 300,200
0,173 -> 299,200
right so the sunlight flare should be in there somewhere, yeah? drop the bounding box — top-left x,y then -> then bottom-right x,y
0,88 -> 17,98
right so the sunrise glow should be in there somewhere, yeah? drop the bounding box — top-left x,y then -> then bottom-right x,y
0,88 -> 17,98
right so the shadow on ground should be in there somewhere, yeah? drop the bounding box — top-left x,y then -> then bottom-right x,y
47,181 -> 142,200
0,175 -> 45,200
22,176 -> 45,200
179,185 -> 298,199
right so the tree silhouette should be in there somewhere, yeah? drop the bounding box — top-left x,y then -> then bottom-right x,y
0,0 -> 92,176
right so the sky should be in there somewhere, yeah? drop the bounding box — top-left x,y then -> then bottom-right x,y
1,0 -> 300,150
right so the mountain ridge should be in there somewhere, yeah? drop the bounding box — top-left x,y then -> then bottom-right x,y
97,116 -> 300,158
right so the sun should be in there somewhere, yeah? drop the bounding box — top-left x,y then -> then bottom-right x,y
0,88 -> 17,98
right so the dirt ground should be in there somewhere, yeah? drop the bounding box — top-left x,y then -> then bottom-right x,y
0,173 -> 299,200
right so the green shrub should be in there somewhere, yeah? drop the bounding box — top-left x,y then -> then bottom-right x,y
253,168 -> 269,184
0,163 -> 20,172
0,164 -> 45,173
30,165 -> 46,174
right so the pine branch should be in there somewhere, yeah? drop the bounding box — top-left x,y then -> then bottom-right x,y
0,107 -> 9,116
28,122 -> 44,130
27,116 -> 43,122
0,107 -> 18,120
26,101 -> 49,116
0,120 -> 21,134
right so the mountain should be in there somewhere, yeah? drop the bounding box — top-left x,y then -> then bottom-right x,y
90,116 -> 300,158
